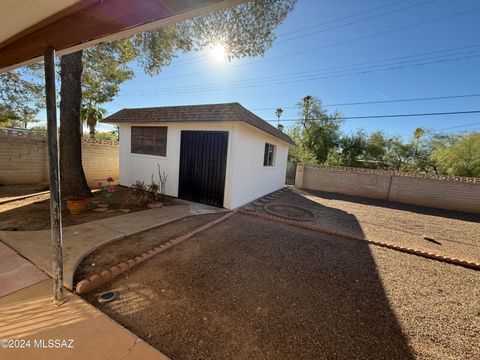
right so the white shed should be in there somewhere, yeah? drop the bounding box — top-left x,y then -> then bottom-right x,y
102,103 -> 295,209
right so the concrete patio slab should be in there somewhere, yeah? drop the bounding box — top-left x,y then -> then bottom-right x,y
0,279 -> 167,360
0,242 -> 47,298
0,202 -> 223,290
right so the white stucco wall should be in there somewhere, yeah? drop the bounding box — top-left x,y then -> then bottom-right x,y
118,122 -> 289,209
229,124 -> 289,208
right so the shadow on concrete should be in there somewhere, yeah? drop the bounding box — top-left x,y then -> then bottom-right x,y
88,206 -> 416,359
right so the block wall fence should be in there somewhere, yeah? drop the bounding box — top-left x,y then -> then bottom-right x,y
0,129 -> 119,186
295,164 -> 480,215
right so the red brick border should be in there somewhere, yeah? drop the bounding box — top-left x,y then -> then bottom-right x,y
239,209 -> 480,271
76,211 -> 235,294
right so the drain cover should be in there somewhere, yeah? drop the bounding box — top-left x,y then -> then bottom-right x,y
98,291 -> 118,303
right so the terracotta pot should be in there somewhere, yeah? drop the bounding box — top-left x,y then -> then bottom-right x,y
67,197 -> 87,215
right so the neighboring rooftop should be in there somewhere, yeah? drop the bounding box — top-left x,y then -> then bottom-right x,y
101,102 -> 295,145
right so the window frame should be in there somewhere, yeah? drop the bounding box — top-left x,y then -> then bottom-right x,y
131,126 -> 168,157
263,142 -> 276,167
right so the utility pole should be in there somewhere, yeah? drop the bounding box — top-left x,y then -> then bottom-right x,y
44,47 -> 64,304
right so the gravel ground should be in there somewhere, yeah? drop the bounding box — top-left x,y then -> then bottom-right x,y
253,188 -> 480,264
84,213 -> 480,360
74,213 -> 224,283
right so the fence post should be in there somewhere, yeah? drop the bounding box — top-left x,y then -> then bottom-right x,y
295,164 -> 305,188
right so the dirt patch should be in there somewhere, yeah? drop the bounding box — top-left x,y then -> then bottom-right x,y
83,213 -> 480,360
74,213 -> 224,284
0,184 -> 49,202
0,186 -> 180,231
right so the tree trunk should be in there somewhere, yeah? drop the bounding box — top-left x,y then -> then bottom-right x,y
89,123 -> 95,139
59,51 -> 91,198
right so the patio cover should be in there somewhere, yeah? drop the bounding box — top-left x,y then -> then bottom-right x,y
0,0 -> 245,72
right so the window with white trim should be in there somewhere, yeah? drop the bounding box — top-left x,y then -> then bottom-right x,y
263,143 -> 276,166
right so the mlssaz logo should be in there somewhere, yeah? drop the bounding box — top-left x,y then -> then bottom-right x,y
34,339 -> 74,349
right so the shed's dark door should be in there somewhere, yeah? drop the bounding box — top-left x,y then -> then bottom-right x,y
178,131 -> 228,207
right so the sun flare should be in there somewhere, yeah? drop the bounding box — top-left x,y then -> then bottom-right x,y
210,43 -> 226,62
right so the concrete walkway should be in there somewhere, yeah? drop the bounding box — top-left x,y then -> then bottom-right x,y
0,242 -> 48,298
0,279 -> 167,360
0,202 -> 224,290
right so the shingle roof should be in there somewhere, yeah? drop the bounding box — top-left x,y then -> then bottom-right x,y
101,102 -> 295,145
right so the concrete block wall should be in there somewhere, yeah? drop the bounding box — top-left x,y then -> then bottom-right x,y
296,165 -> 480,214
301,165 -> 392,200
0,132 -> 49,185
0,129 -> 119,186
388,176 -> 480,214
81,141 -> 119,186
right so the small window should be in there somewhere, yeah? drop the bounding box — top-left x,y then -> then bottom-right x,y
263,143 -> 276,166
131,126 -> 167,156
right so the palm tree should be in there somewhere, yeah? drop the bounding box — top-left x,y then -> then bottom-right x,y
275,107 -> 284,128
80,104 -> 107,139
413,127 -> 426,158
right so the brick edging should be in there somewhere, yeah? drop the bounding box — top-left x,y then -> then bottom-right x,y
239,209 -> 480,271
76,211 -> 236,294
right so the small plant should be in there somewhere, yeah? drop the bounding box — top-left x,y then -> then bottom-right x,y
157,164 -> 167,202
96,177 -> 116,205
128,166 -> 168,207
128,181 -> 151,207
148,174 -> 160,201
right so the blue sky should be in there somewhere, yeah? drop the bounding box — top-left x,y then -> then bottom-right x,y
92,0 -> 480,139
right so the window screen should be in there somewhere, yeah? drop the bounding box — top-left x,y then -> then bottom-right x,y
263,143 -> 276,166
131,126 -> 167,156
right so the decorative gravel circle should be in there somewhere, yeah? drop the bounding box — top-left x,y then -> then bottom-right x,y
263,203 -> 315,222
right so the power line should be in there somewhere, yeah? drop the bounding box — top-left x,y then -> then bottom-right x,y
239,6 -> 480,67
125,46 -> 480,90
251,94 -> 480,111
262,110 -> 480,122
437,122 -> 480,131
130,5 -> 480,82
146,0 -> 417,69
276,0 -> 410,37
125,44 -> 480,86
106,93 -> 480,116
276,0 -> 438,44
121,51 -> 480,94
119,51 -> 480,95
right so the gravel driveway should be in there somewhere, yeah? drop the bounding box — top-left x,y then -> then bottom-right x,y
85,213 -> 479,360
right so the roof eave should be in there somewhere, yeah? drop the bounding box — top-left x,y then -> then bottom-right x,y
0,0 -> 248,73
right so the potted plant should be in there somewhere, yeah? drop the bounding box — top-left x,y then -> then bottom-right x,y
66,197 -> 88,215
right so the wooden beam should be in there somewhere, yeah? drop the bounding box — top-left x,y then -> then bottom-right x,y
0,0 -> 246,71
44,47 -> 64,304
